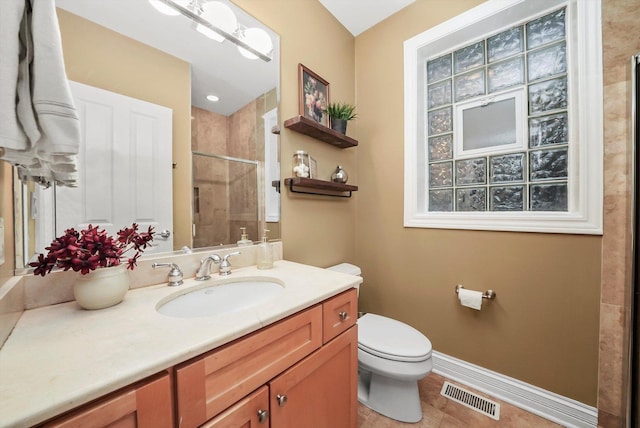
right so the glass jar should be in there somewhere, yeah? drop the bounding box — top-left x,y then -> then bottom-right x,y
292,150 -> 310,178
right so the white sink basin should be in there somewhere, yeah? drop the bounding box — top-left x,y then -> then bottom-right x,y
157,278 -> 284,318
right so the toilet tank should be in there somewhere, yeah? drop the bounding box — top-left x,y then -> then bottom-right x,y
327,263 -> 362,294
327,263 -> 361,276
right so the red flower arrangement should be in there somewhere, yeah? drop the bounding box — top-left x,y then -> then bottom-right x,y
30,223 -> 155,276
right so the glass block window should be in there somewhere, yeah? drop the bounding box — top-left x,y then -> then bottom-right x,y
425,7 -> 568,213
405,0 -> 602,234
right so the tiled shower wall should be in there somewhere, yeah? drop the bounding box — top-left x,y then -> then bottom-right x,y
598,0 -> 640,426
191,106 -> 230,247
190,89 -> 275,247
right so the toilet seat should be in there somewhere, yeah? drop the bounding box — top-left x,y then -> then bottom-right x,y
358,313 -> 432,362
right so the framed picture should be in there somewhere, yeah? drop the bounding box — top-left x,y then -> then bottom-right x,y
309,157 -> 318,179
299,64 -> 330,127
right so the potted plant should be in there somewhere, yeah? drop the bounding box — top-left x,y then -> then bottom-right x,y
324,102 -> 357,134
30,223 -> 155,309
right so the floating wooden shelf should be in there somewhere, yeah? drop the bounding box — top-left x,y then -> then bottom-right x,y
284,177 -> 358,198
283,115 -> 358,148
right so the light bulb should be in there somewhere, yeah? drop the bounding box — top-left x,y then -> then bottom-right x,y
238,27 -> 273,60
196,1 -> 237,43
148,0 -> 180,16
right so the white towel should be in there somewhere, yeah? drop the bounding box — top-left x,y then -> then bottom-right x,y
0,0 -> 80,187
30,0 -> 80,158
0,1 -> 30,151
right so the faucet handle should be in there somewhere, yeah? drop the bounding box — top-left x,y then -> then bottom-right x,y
152,262 -> 184,286
215,251 -> 241,276
223,251 -> 241,262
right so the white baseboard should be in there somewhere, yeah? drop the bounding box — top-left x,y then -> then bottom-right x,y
432,351 -> 598,428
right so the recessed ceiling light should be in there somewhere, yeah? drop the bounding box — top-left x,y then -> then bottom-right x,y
206,95 -> 220,102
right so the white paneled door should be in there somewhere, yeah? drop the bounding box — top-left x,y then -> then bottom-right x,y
55,81 -> 174,254
263,108 -> 280,222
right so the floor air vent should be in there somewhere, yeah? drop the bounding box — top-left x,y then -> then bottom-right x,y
440,381 -> 500,420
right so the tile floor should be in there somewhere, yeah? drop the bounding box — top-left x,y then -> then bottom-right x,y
358,373 -> 562,427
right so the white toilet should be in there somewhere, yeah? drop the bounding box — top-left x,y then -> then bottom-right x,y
327,263 -> 433,423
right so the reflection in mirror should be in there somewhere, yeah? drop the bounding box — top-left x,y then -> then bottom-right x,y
13,0 -> 280,271
192,153 -> 260,248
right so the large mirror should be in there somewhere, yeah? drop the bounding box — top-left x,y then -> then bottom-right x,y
13,0 -> 281,271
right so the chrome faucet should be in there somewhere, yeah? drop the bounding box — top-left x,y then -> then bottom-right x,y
152,262 -> 184,286
195,251 -> 241,280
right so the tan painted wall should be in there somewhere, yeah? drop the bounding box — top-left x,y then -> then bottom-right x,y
234,0 -> 357,267
0,164 -> 14,282
57,9 -> 193,250
0,0 -> 604,409
353,0 -> 601,406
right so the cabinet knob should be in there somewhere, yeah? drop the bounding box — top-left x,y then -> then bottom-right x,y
339,311 -> 348,321
257,409 -> 269,423
276,394 -> 288,407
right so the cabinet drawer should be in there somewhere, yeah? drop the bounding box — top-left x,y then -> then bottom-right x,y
322,288 -> 358,343
176,305 -> 322,428
40,372 -> 173,428
200,386 -> 269,428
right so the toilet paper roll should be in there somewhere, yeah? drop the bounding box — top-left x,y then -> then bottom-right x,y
458,288 -> 483,310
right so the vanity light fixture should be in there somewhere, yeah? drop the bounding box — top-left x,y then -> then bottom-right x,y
149,0 -> 273,62
237,27 -> 273,60
195,1 -> 237,43
148,0 -> 184,16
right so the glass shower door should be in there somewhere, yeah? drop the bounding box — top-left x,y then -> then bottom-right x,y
631,52 -> 639,427
192,151 -> 262,248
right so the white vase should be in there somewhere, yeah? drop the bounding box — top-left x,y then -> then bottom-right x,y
73,264 -> 130,310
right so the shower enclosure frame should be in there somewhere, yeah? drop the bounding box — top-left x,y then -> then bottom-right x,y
630,52 -> 639,427
191,151 -> 265,247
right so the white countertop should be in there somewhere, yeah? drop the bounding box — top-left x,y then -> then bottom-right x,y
0,260 -> 361,427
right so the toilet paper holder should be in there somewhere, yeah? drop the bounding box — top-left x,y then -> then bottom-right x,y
455,285 -> 496,300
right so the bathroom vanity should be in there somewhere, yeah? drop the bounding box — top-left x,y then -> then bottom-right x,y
0,261 -> 360,427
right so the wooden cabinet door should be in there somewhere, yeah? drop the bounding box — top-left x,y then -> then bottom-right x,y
269,326 -> 358,428
175,306 -> 322,428
41,372 -> 173,428
200,386 -> 270,428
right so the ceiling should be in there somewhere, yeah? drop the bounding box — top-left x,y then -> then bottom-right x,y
55,0 -> 279,116
319,0 -> 416,36
54,0 -> 411,116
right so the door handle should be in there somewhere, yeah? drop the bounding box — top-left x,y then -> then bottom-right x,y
159,229 -> 171,239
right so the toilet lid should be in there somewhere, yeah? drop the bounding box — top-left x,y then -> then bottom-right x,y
357,313 -> 432,362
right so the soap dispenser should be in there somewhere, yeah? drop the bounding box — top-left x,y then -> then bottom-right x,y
256,229 -> 273,269
237,227 -> 252,246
